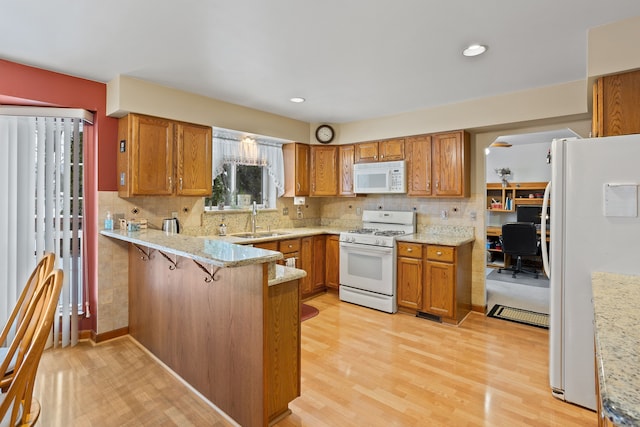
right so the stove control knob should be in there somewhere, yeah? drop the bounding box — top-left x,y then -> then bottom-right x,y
375,239 -> 381,245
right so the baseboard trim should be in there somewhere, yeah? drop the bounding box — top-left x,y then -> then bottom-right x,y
91,327 -> 129,343
471,304 -> 487,314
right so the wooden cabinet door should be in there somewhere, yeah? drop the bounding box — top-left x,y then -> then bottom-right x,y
131,114 -> 175,195
310,146 -> 338,196
254,241 -> 278,251
312,235 -> 326,293
424,260 -> 455,318
176,123 -> 212,196
295,144 -> 310,196
325,235 -> 340,290
379,138 -> 405,161
300,237 -> 313,297
406,134 -> 432,196
397,256 -> 423,310
354,141 -> 379,163
283,143 -> 310,196
593,69 -> 640,137
432,131 -> 469,197
339,145 -> 355,196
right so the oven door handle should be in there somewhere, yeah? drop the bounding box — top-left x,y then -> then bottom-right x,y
339,241 -> 394,254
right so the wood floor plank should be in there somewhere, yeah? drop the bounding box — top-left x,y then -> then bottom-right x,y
33,292 -> 596,426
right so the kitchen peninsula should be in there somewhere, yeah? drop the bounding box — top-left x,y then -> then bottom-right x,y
100,229 -> 305,427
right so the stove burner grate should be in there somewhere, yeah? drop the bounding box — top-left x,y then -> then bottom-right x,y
374,230 -> 406,237
347,228 -> 379,234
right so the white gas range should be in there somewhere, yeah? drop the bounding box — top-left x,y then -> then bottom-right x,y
339,210 -> 416,313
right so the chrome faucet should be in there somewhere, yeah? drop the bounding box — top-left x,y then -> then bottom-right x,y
251,201 -> 258,234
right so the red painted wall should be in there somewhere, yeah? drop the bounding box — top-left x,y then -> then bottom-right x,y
0,59 -> 119,333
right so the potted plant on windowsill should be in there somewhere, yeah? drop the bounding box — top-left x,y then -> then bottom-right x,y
211,175 -> 226,210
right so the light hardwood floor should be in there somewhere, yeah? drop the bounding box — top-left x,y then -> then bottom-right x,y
33,292 -> 596,426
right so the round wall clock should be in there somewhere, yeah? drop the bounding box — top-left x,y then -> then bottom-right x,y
315,124 -> 335,144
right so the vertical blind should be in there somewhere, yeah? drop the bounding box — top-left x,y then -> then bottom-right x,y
0,110 -> 89,347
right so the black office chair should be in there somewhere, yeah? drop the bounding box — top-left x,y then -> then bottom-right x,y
498,222 -> 539,279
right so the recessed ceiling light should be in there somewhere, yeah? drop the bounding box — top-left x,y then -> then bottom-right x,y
290,97 -> 305,103
462,44 -> 487,57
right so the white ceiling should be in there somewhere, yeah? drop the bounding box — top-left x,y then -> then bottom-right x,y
2,1 -> 640,124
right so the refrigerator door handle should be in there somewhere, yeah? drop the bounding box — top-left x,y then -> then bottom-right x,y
541,181 -> 551,277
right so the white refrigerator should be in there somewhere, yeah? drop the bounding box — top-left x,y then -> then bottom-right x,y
541,134 -> 640,410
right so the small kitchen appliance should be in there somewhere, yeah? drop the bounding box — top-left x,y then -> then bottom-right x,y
339,210 -> 416,313
162,218 -> 180,234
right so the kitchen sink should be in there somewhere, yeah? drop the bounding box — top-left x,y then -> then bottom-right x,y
231,231 -> 290,239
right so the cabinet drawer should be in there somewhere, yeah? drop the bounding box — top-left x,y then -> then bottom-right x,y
397,242 -> 423,258
254,241 -> 278,251
426,245 -> 454,262
279,238 -> 301,253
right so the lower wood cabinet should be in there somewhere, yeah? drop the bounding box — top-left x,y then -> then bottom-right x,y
325,235 -> 340,290
397,241 -> 473,324
397,242 -> 423,310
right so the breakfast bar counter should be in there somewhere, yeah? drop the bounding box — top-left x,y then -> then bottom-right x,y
592,272 -> 640,427
101,228 -> 305,427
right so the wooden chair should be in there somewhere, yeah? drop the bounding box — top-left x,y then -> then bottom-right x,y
0,269 -> 64,426
0,253 -> 55,385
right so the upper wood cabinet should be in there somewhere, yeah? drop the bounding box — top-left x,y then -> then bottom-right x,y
593,69 -> 640,137
310,145 -> 338,196
117,113 -> 212,197
406,134 -> 432,196
283,143 -> 310,197
177,122 -> 214,196
432,131 -> 470,197
338,145 -> 356,196
354,138 -> 405,163
406,130 -> 470,198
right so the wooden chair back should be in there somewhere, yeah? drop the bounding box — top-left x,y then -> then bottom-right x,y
0,253 -> 56,349
0,269 -> 64,426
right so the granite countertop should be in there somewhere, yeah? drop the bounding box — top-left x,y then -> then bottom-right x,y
592,271 -> 640,426
270,264 -> 306,286
101,228 -> 283,268
200,226 -> 346,243
397,225 -> 475,246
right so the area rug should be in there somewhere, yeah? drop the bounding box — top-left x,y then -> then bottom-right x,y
488,304 -> 549,329
301,303 -> 319,322
487,269 -> 549,288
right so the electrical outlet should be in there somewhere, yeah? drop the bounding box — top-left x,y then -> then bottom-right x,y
171,211 -> 178,218
356,207 -> 362,215
283,207 -> 289,215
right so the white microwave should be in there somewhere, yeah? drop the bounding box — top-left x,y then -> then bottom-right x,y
353,160 -> 406,194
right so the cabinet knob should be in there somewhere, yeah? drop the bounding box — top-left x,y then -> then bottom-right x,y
168,176 -> 173,191
374,155 -> 377,160
407,248 -> 413,252
297,182 -> 301,191
380,154 -> 384,159
436,251 -> 443,256
288,244 -> 293,248
427,181 -> 431,189
179,177 -> 183,191
435,180 -> 439,189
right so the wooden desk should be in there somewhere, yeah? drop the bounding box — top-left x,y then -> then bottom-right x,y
486,226 -> 550,268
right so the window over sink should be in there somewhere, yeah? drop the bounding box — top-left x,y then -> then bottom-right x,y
205,163 -> 274,209
207,132 -> 286,210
